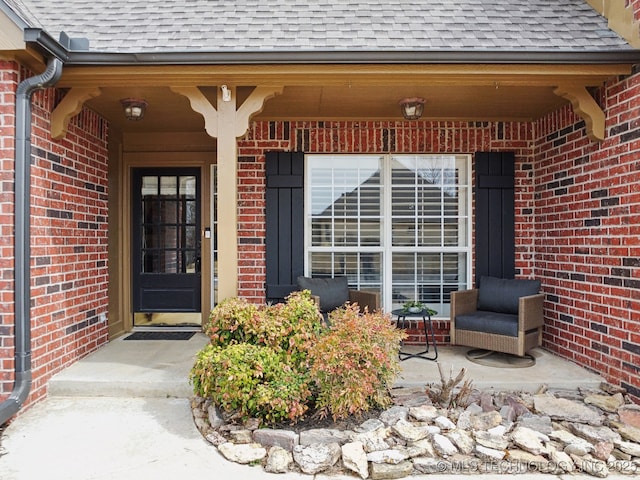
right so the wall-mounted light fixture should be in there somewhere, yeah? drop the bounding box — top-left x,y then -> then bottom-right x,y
399,97 -> 425,120
120,98 -> 148,121
221,85 -> 232,102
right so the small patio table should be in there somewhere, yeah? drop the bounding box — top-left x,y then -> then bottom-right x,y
391,308 -> 438,361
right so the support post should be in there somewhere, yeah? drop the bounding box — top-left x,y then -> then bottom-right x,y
171,85 -> 282,301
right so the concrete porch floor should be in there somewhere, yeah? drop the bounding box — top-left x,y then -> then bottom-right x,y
0,332 -> 612,480
47,332 -> 605,397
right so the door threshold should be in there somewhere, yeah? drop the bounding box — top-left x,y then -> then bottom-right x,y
132,326 -> 202,333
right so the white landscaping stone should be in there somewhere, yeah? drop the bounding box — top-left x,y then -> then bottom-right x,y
432,433 -> 458,457
475,444 -> 505,461
366,448 -> 408,465
435,415 -> 456,431
351,426 -> 391,453
534,395 -> 603,426
511,426 -> 550,456
570,454 -> 609,478
617,440 -> 640,457
409,405 -> 438,422
217,442 -> 267,464
475,430 -> 509,450
550,449 -> 575,473
342,441 -> 369,479
447,429 -> 475,454
265,446 -> 293,473
391,419 -> 430,442
369,460 -> 413,480
292,442 -> 341,474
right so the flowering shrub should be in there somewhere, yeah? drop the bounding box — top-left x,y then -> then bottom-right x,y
308,304 -> 405,420
190,343 -> 311,423
192,291 -> 404,424
204,291 -> 322,368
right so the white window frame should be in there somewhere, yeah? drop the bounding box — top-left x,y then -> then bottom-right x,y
304,154 -> 472,317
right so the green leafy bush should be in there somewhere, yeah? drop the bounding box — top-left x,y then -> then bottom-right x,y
204,291 -> 322,368
308,304 -> 405,420
192,291 -> 405,425
190,343 -> 312,424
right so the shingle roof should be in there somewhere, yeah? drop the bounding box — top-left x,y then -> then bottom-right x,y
6,0 -> 634,53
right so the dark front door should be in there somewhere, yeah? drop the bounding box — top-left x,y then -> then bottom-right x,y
132,168 -> 201,318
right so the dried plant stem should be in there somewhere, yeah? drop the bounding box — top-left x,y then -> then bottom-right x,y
426,363 -> 473,408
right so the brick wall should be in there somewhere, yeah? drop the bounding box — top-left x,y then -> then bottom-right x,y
0,61 -> 19,402
238,120 -> 537,345
239,89 -> 640,399
0,62 -> 110,407
534,68 -> 640,399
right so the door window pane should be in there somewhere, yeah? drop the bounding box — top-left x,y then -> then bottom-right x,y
160,176 -> 177,197
139,174 -> 200,274
180,176 -> 196,199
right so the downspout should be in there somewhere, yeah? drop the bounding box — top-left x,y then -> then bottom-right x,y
0,57 -> 63,425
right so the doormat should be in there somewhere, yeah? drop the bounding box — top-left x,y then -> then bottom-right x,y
124,331 -> 196,341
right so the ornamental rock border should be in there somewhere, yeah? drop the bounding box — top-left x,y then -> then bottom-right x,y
191,383 -> 640,479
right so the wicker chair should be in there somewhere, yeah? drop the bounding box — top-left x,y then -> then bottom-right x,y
296,276 -> 380,320
450,276 -> 544,357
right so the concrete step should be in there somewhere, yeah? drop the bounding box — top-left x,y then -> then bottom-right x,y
48,332 -> 605,399
48,332 -> 209,398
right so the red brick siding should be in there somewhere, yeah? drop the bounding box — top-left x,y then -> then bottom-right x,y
534,69 -> 640,399
0,62 -> 109,408
0,61 -> 19,401
633,0 -> 640,22
238,120 -> 537,345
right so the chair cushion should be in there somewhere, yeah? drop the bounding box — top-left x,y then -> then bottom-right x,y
477,276 -> 541,315
455,311 -> 519,337
296,276 -> 349,313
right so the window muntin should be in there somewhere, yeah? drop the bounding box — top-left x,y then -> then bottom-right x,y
306,154 -> 470,316
140,174 -> 198,274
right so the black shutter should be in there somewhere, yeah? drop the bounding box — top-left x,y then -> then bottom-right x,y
265,151 -> 305,303
474,152 -> 515,284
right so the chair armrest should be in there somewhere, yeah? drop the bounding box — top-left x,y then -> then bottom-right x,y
450,289 -> 478,320
518,293 -> 545,331
349,289 -> 381,313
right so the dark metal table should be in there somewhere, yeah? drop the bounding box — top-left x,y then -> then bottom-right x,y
391,308 -> 438,361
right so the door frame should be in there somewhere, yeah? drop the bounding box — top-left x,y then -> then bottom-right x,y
115,151 -> 212,334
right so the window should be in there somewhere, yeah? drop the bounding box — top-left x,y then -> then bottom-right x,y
306,154 -> 471,316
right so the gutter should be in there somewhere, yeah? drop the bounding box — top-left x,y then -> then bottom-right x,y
58,49 -> 640,66
0,56 -> 63,426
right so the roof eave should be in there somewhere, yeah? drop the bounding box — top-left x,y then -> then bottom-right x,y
22,26 -> 640,66
62,49 -> 640,66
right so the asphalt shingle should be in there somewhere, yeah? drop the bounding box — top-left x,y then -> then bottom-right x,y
5,0 -> 635,53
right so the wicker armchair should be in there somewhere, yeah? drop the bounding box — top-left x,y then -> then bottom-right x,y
296,276 -> 380,319
450,276 -> 544,357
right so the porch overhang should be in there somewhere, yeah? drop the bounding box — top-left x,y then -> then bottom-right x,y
17,26 -> 640,141
49,61 -> 633,142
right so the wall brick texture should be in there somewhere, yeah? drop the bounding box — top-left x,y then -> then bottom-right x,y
0,61 -> 110,409
238,120 -> 537,346
534,69 -> 640,400
238,68 -> 640,399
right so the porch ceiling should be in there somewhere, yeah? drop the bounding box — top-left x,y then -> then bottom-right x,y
83,84 -> 570,133
59,63 -> 631,134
